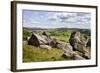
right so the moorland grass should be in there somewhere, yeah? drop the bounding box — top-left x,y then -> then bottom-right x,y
23,45 -> 72,62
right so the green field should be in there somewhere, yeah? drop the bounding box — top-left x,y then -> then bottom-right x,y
23,28 -> 90,62
23,45 -> 72,62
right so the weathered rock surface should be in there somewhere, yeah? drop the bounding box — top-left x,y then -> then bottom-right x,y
69,31 -> 90,55
40,45 -> 52,50
73,54 -> 85,60
56,41 -> 73,57
28,33 -> 48,46
82,48 -> 91,59
73,52 -> 85,60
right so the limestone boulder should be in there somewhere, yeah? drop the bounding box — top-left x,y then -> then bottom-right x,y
56,41 -> 73,57
28,33 -> 48,46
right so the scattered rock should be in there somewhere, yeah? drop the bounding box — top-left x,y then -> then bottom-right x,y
23,41 -> 27,45
73,52 -> 85,60
56,41 -> 73,57
40,45 -> 52,50
82,48 -> 91,59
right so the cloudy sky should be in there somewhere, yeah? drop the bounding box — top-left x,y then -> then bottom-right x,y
23,10 -> 91,29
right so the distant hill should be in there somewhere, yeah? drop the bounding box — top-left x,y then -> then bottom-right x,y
23,27 -> 91,36
23,27 -> 90,30
23,27 -> 46,30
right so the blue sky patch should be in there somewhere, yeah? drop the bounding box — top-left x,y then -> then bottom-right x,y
23,10 -> 91,29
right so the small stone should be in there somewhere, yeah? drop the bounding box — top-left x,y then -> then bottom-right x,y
73,52 -> 85,60
40,45 -> 52,50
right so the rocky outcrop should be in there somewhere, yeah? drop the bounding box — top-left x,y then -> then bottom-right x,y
28,33 -> 48,46
69,31 -> 90,59
27,31 -> 91,60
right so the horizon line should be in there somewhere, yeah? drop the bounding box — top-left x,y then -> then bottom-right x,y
23,26 -> 91,30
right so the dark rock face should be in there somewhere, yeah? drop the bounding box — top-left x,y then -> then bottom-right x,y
28,33 -> 48,46
28,33 -> 40,47
86,38 -> 91,47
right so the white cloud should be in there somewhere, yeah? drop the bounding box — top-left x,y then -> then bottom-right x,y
23,10 -> 91,29
31,20 -> 40,24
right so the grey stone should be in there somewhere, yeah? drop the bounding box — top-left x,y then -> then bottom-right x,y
56,41 -> 73,57
40,45 -> 52,50
73,52 -> 85,60
23,41 -> 27,45
69,31 -> 89,54
83,48 -> 91,59
28,33 -> 48,46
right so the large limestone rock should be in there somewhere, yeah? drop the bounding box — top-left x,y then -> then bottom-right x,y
69,31 -> 89,54
28,32 -> 58,48
69,31 -> 83,51
56,41 -> 73,57
28,33 -> 48,46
